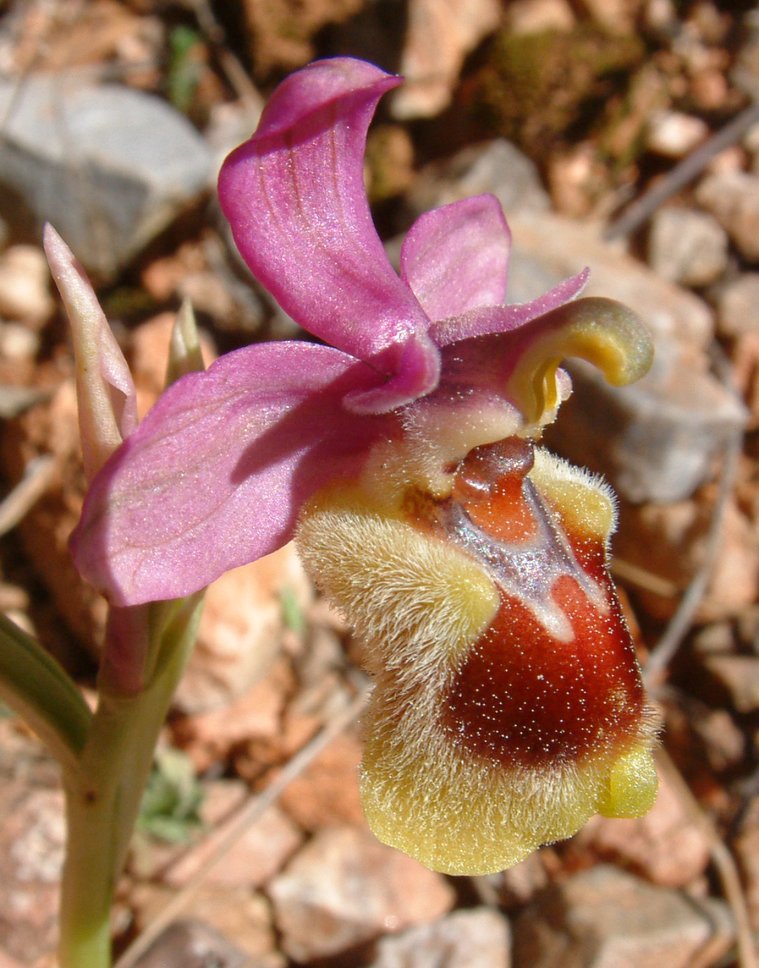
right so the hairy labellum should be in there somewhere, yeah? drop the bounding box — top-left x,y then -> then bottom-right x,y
297,438 -> 657,875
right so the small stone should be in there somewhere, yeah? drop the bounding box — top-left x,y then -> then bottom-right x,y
164,800 -> 302,891
176,544 -> 310,714
497,852 -> 551,907
369,908 -> 511,968
734,797 -> 759,930
646,110 -> 709,158
391,0 -> 500,119
715,273 -> 759,338
647,208 -> 728,287
269,826 -> 455,962
572,769 -> 710,888
0,786 -> 65,962
702,654 -> 759,713
578,0 -> 638,31
0,74 -> 211,280
174,657 -> 294,773
692,709 -> 745,772
613,495 -> 759,622
0,322 -> 39,361
505,0 -> 575,34
513,864 -> 733,968
0,245 -> 54,323
131,886 -> 283,967
408,140 -> 550,221
134,919 -> 250,968
0,948 -> 25,968
279,732 -> 365,830
696,170 -> 759,264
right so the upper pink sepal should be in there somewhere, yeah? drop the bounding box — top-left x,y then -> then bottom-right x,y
218,58 -> 429,365
71,341 -> 397,605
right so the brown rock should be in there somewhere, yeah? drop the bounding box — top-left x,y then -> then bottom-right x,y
241,0 -> 363,75
164,800 -> 302,891
175,544 -> 311,715
269,826 -> 455,962
174,657 -> 295,773
571,768 -> 710,888
132,918 -> 258,968
279,731 -> 365,831
391,0 -> 500,119
369,907 -> 511,968
613,494 -> 759,622
0,948 -> 26,968
701,654 -> 759,713
513,864 -> 733,968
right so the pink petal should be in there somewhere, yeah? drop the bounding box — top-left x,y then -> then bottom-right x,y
218,58 -> 430,364
72,342 -> 397,606
344,331 -> 440,414
430,269 -> 590,346
400,195 -> 510,320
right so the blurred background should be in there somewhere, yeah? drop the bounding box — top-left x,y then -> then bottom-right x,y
0,1 -> 758,965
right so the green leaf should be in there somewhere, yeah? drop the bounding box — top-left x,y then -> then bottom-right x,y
0,613 -> 91,770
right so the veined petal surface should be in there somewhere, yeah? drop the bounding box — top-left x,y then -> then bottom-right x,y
400,195 -> 510,319
72,343 -> 396,606
218,58 -> 430,364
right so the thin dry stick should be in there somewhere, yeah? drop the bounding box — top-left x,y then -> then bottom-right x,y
611,557 -> 679,599
604,99 -> 759,241
0,455 -> 57,537
655,748 -> 758,968
182,0 -> 264,111
644,418 -> 743,687
115,689 -> 368,968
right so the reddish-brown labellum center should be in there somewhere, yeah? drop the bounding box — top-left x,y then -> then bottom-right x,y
424,439 -> 646,769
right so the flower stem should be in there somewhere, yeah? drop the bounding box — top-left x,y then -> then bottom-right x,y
57,594 -> 203,968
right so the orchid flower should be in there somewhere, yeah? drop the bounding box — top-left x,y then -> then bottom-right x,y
71,57 -> 657,875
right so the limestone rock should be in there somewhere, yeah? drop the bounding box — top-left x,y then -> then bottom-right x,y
370,908 -> 511,968
134,920 -> 252,968
647,208 -> 728,287
512,864 -> 733,968
408,140 -> 550,223
0,73 -> 211,280
269,826 -> 455,962
646,110 -> 709,158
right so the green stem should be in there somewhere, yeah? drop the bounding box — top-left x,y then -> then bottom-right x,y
57,594 -> 203,968
0,613 -> 92,771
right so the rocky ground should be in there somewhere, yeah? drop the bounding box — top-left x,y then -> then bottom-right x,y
0,0 -> 759,965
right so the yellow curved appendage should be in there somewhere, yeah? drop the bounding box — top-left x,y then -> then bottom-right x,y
508,297 -> 654,425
